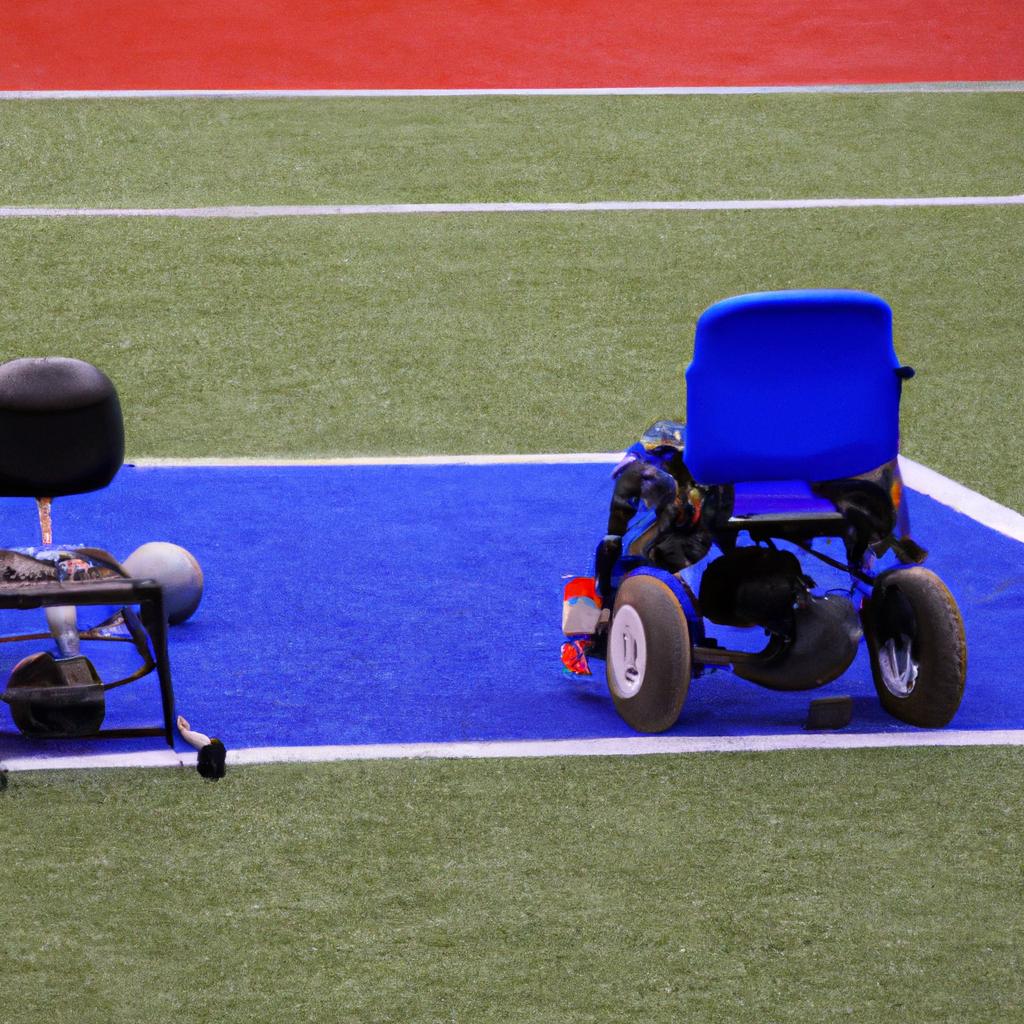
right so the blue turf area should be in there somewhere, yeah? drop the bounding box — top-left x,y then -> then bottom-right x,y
0,462 -> 1021,762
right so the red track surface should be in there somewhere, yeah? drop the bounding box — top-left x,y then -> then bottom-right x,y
3,1 -> 1022,90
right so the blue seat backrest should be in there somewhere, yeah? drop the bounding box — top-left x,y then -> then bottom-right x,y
685,290 -> 902,484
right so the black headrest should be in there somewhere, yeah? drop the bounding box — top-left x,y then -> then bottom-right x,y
0,357 -> 124,497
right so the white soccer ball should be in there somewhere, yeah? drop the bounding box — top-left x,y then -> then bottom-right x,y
122,542 -> 204,625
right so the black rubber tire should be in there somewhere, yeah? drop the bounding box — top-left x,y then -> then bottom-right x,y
6,651 -> 105,737
606,574 -> 691,733
864,567 -> 967,727
10,697 -> 105,738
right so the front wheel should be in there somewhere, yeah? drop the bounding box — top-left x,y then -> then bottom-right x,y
606,574 -> 691,733
864,567 -> 966,727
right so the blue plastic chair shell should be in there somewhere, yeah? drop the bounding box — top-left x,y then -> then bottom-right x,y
685,290 -> 904,484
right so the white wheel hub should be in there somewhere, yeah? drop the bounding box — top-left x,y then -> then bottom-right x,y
609,605 -> 647,699
879,634 -> 918,697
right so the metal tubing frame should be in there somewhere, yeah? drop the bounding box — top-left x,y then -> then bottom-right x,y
0,577 -> 175,745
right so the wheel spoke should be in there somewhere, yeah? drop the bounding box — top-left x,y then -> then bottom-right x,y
879,634 -> 918,697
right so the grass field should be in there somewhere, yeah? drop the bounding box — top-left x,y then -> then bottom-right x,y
2,91 -> 1023,1023
3,95 -> 1023,205
5,748 -> 1024,1024
2,207 -> 1022,507
2,95 -> 1023,507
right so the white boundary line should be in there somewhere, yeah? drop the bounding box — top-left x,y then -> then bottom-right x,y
4,750 -> 189,772
128,451 -> 622,467
3,195 -> 1023,219
6,729 -> 1024,772
127,451 -> 1024,543
2,83 -> 1024,99
899,457 -> 1024,543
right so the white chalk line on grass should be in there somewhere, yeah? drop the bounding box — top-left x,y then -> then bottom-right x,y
3,195 -> 1023,219
129,452 -> 622,467
899,458 -> 1024,544
3,82 -> 1024,99
127,453 -> 1024,544
6,729 -> 1024,773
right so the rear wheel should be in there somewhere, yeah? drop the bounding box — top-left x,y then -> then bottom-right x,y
607,574 -> 691,733
864,567 -> 966,727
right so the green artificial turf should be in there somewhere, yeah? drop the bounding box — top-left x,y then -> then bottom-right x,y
2,747 -> 1023,1024
2,91 -> 1021,1024
1,206 -> 1021,508
1,94 -> 1023,207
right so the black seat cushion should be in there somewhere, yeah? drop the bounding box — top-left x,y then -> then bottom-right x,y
0,357 -> 124,497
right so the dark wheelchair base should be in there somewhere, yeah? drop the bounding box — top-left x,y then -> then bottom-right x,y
0,577 -> 176,745
574,289 -> 970,734
584,480 -> 966,735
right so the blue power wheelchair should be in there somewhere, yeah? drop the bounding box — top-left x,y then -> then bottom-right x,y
562,290 -> 967,732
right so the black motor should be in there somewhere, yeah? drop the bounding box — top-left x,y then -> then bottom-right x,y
698,546 -> 861,691
699,547 -> 812,637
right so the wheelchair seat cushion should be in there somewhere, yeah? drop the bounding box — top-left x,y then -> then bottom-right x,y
730,480 -> 842,521
685,290 -> 903,484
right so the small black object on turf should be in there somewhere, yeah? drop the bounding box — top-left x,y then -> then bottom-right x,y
197,739 -> 227,780
0,769 -> 8,791
805,695 -> 853,730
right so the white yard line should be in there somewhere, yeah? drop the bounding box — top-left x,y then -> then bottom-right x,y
6,728 -> 1024,772
128,452 -> 623,467
2,82 -> 1023,99
3,749 -> 190,772
899,457 -> 1024,544
128,451 -> 1024,544
2,195 -> 1023,219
